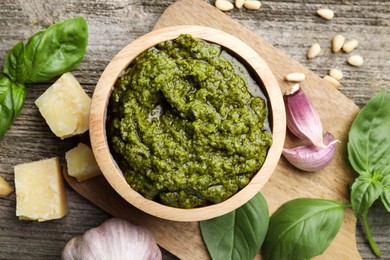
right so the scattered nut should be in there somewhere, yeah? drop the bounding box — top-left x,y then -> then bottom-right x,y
285,72 -> 306,82
343,39 -> 359,53
323,75 -> 341,89
317,8 -> 334,20
332,34 -> 345,52
235,0 -> 245,8
243,0 -> 261,10
347,55 -> 364,67
329,69 -> 343,81
307,43 -> 321,59
215,0 -> 234,11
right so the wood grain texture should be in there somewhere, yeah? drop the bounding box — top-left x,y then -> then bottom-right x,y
65,0 -> 362,259
0,0 -> 389,259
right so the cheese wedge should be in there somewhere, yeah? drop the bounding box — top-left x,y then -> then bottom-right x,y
0,176 -> 14,197
66,143 -> 101,182
14,157 -> 68,221
35,72 -> 91,139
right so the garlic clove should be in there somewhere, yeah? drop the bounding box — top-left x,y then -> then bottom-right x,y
284,84 -> 325,147
282,132 -> 337,172
62,218 -> 162,260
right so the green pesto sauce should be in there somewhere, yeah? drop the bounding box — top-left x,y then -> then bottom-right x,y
108,34 -> 272,208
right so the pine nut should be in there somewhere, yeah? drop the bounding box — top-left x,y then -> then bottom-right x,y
343,39 -> 359,53
307,43 -> 321,59
215,0 -> 234,11
332,34 -> 345,52
347,55 -> 364,67
285,73 -> 306,82
243,0 -> 261,10
323,75 -> 341,89
329,69 -> 343,81
317,8 -> 334,20
235,0 -> 245,8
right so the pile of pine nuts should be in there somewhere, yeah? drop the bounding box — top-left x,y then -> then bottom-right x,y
214,2 -> 364,90
285,7 -> 364,89
307,8 -> 364,89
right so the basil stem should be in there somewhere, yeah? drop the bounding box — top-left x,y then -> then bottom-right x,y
362,210 -> 381,257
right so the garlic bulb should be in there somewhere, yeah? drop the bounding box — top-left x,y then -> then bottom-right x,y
284,84 -> 325,148
282,132 -> 338,172
62,218 -> 162,260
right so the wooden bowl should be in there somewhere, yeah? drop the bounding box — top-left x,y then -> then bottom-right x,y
90,25 -> 286,222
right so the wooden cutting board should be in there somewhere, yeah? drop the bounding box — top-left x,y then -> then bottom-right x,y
64,0 -> 361,259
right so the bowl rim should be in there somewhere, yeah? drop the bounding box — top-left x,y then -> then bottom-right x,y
89,25 -> 286,222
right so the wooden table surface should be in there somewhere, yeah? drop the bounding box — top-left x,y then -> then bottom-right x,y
0,0 -> 389,259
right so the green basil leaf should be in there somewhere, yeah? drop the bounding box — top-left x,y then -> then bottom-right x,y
10,81 -> 26,121
347,89 -> 390,176
0,73 -> 27,139
23,17 -> 88,83
200,193 -> 269,260
380,174 -> 390,212
3,41 -> 27,83
262,198 -> 347,260
351,173 -> 383,218
0,74 -> 15,138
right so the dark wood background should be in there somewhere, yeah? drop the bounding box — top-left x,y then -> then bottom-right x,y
0,0 -> 389,259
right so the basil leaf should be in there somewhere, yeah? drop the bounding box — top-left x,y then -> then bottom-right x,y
0,74 -> 15,138
262,198 -> 347,260
351,173 -> 383,218
0,73 -> 27,139
3,41 -> 27,83
381,175 -> 390,212
200,193 -> 269,260
23,17 -> 88,83
10,81 -> 26,121
347,89 -> 390,176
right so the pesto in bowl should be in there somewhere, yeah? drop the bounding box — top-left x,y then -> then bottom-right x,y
107,34 -> 272,209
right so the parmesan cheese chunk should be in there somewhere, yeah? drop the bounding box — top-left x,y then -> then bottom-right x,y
0,176 -> 14,197
66,143 -> 101,182
14,157 -> 68,221
35,72 -> 91,139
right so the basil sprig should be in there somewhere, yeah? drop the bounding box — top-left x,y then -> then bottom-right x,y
200,193 -> 269,260
0,17 -> 88,139
347,89 -> 390,257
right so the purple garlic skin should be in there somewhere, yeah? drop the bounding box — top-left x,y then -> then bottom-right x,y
62,218 -> 162,260
282,132 -> 337,172
284,84 -> 325,147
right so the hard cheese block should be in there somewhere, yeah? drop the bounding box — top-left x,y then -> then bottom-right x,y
0,176 -> 14,197
35,72 -> 91,139
14,157 -> 68,221
65,143 -> 102,182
